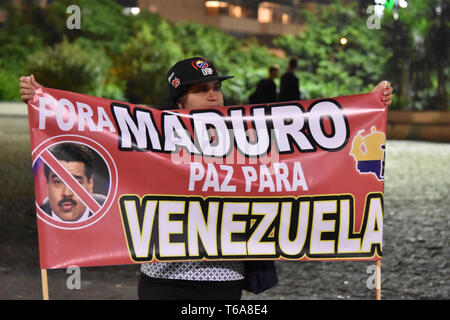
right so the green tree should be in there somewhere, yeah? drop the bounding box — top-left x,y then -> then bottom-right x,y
381,19 -> 413,109
0,0 -> 135,101
0,4 -> 44,100
173,23 -> 281,105
114,16 -> 280,106
19,0 -> 132,54
221,39 -> 281,105
115,15 -> 183,106
0,69 -> 21,101
26,39 -> 108,95
381,0 -> 449,110
422,0 -> 449,110
274,1 -> 386,99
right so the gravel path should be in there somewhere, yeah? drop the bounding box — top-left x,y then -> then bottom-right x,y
1,140 -> 448,300
244,140 -> 450,300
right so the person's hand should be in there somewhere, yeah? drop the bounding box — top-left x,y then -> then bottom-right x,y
19,74 -> 42,103
371,81 -> 393,107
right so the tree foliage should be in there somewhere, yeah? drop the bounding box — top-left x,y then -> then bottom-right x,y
380,0 -> 449,110
0,0 -> 446,109
115,15 -> 183,106
172,23 -> 280,105
26,39 -> 108,95
113,14 -> 280,106
274,1 -> 386,99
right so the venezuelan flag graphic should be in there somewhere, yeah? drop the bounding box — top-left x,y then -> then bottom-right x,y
350,126 -> 386,180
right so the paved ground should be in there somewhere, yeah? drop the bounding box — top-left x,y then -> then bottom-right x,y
0,105 -> 448,301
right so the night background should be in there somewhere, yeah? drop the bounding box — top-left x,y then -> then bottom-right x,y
0,0 -> 448,300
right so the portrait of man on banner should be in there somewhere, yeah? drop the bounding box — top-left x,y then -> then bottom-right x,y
37,142 -> 108,223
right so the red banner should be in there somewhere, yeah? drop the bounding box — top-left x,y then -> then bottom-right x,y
27,87 -> 386,269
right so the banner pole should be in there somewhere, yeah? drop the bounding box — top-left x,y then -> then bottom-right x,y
375,260 -> 381,300
41,269 -> 49,300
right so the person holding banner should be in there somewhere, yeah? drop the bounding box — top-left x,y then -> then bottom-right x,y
141,57 -> 270,300
19,57 -> 393,300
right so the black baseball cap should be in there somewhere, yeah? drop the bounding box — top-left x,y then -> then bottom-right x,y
165,57 -> 234,107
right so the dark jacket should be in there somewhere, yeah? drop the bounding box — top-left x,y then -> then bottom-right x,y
279,71 -> 300,102
249,78 -> 277,104
243,260 -> 278,294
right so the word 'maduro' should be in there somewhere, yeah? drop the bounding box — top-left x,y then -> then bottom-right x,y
112,101 -> 350,157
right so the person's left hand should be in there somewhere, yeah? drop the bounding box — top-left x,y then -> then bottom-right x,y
19,74 -> 41,104
371,81 -> 393,107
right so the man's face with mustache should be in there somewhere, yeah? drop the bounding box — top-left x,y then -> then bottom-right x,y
47,161 -> 94,221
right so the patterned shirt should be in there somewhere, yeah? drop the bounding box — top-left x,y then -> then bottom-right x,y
140,261 -> 245,281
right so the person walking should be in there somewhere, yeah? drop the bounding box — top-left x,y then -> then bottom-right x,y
248,66 -> 279,104
279,58 -> 301,102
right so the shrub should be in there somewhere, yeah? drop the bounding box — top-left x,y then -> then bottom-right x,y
25,39 -> 108,95
0,69 -> 21,101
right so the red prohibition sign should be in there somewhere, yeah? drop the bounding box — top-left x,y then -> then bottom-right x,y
32,134 -> 118,230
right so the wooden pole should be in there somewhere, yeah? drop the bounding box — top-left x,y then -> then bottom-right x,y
375,260 -> 381,300
41,269 -> 49,300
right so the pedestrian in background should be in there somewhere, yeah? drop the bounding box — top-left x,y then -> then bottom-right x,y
248,66 -> 279,104
279,58 -> 300,102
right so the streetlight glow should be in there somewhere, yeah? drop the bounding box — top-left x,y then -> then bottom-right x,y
205,1 -> 228,8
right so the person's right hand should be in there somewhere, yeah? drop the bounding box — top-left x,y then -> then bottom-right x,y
19,74 -> 42,103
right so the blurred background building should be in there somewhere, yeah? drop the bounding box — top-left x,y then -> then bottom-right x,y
1,0 -> 360,42
0,0 -> 447,116
121,0 -> 360,42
